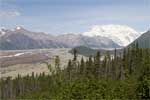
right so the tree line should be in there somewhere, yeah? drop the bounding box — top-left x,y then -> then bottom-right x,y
0,44 -> 150,99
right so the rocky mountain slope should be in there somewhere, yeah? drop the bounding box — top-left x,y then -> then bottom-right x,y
128,29 -> 150,48
57,33 -> 120,49
0,27 -> 120,50
0,27 -> 67,50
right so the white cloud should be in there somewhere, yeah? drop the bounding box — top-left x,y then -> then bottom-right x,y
0,11 -> 21,17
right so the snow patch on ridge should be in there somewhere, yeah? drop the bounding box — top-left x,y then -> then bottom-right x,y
16,26 -> 21,30
0,27 -> 6,36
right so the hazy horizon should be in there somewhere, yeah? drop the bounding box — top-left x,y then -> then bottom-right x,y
0,0 -> 150,34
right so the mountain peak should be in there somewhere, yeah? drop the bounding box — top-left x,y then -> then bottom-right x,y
82,24 -> 142,46
16,26 -> 21,30
15,26 -> 25,31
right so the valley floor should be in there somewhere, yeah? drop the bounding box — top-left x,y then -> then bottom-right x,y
0,48 -> 86,78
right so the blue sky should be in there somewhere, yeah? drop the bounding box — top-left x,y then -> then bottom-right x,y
0,0 -> 150,34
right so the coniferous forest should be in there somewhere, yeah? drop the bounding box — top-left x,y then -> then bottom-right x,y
0,45 -> 150,100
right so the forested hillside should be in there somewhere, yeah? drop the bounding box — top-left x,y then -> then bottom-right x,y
0,46 -> 150,99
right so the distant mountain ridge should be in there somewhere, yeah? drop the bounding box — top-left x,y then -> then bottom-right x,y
0,27 -> 120,50
56,33 -> 120,49
0,27 -> 68,50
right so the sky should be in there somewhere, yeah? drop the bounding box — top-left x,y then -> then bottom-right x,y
0,0 -> 150,34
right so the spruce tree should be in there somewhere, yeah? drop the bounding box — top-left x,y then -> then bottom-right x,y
73,49 -> 77,61
80,57 -> 85,75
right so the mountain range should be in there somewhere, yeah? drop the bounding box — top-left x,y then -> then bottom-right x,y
71,29 -> 150,57
0,27 -> 68,50
0,25 -> 144,50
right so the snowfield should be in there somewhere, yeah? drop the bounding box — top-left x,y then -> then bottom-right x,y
0,52 -> 33,58
82,24 -> 142,46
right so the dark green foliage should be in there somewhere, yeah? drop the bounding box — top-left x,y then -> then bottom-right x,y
69,46 -> 123,57
69,46 -> 98,56
73,48 -> 78,61
0,47 -> 150,99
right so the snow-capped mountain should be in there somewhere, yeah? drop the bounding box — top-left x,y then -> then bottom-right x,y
0,27 -> 68,50
0,26 -> 120,50
82,25 -> 142,46
56,33 -> 120,49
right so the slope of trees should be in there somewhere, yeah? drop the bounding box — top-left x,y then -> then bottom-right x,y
0,46 -> 150,99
